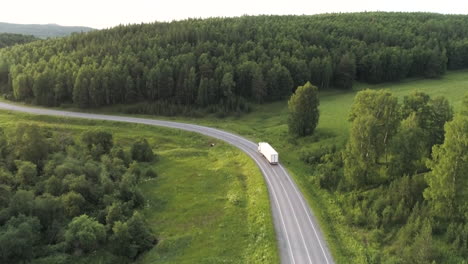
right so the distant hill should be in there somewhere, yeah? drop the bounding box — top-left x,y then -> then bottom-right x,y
0,33 -> 38,48
0,22 -> 94,38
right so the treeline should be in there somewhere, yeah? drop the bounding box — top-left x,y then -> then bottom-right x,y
0,125 -> 157,263
0,33 -> 38,49
304,91 -> 468,263
1,13 -> 468,114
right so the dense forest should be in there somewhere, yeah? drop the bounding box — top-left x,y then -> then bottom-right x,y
0,124 -> 157,263
1,12 -> 468,115
304,91 -> 468,263
0,33 -> 38,49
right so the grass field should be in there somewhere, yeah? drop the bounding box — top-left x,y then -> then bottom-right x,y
0,111 -> 279,264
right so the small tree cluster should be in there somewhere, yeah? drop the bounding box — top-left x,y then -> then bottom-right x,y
0,124 -> 158,263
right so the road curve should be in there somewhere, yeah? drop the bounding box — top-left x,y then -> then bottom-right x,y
0,102 -> 334,264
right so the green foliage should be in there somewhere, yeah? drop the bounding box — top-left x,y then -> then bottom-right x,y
429,95 -> 454,145
390,206 -> 436,264
126,212 -> 155,256
309,56 -> 333,89
411,219 -> 434,264
302,145 -> 343,190
0,33 -> 38,48
0,214 -> 41,264
9,190 -> 35,217
287,82 -> 320,137
12,123 -> 49,167
105,202 -> 126,227
268,63 -> 293,100
343,114 -> 381,187
65,215 -> 106,254
334,53 -> 356,89
33,194 -> 64,234
130,138 -> 155,162
61,192 -> 86,218
0,124 -> 158,262
252,66 -> 267,103
81,130 -> 113,159
402,91 -> 454,146
388,114 -> 429,177
447,222 -> 468,253
344,90 -> 400,187
15,161 -> 37,187
110,221 -> 135,258
424,114 -> 468,220
334,87 -> 466,262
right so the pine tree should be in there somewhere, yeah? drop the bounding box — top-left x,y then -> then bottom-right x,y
335,53 -> 356,89
196,78 -> 209,107
251,67 -> 266,103
72,68 -> 89,107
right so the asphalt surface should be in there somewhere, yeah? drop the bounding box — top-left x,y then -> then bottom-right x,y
0,102 -> 334,264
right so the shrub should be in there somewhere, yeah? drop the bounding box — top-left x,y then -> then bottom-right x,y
130,139 -> 155,162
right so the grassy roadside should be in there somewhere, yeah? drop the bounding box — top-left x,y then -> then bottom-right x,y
0,111 -> 279,264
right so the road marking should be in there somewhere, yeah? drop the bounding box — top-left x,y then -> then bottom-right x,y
271,167 -> 313,264
279,165 -> 331,264
205,133 -> 297,264
130,122 -> 298,264
211,129 -> 331,264
255,161 -> 297,264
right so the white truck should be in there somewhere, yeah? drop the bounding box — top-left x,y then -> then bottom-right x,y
258,142 -> 279,164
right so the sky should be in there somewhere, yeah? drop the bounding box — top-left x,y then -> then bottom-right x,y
2,0 -> 468,29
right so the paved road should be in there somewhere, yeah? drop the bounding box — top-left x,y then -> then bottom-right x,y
0,102 -> 334,264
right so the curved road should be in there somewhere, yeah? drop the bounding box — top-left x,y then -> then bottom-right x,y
0,102 -> 334,264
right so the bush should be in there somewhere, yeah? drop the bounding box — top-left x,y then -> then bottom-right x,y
81,130 -> 113,159
145,169 -> 157,178
64,215 -> 106,254
130,139 -> 155,162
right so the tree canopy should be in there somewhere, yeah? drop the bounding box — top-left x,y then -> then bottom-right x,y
0,33 -> 37,49
302,89 -> 465,262
0,124 -> 157,263
424,114 -> 468,220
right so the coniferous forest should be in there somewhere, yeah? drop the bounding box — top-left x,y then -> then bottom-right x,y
1,13 -> 468,115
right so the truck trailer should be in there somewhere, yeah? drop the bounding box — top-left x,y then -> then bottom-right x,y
258,142 -> 279,164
